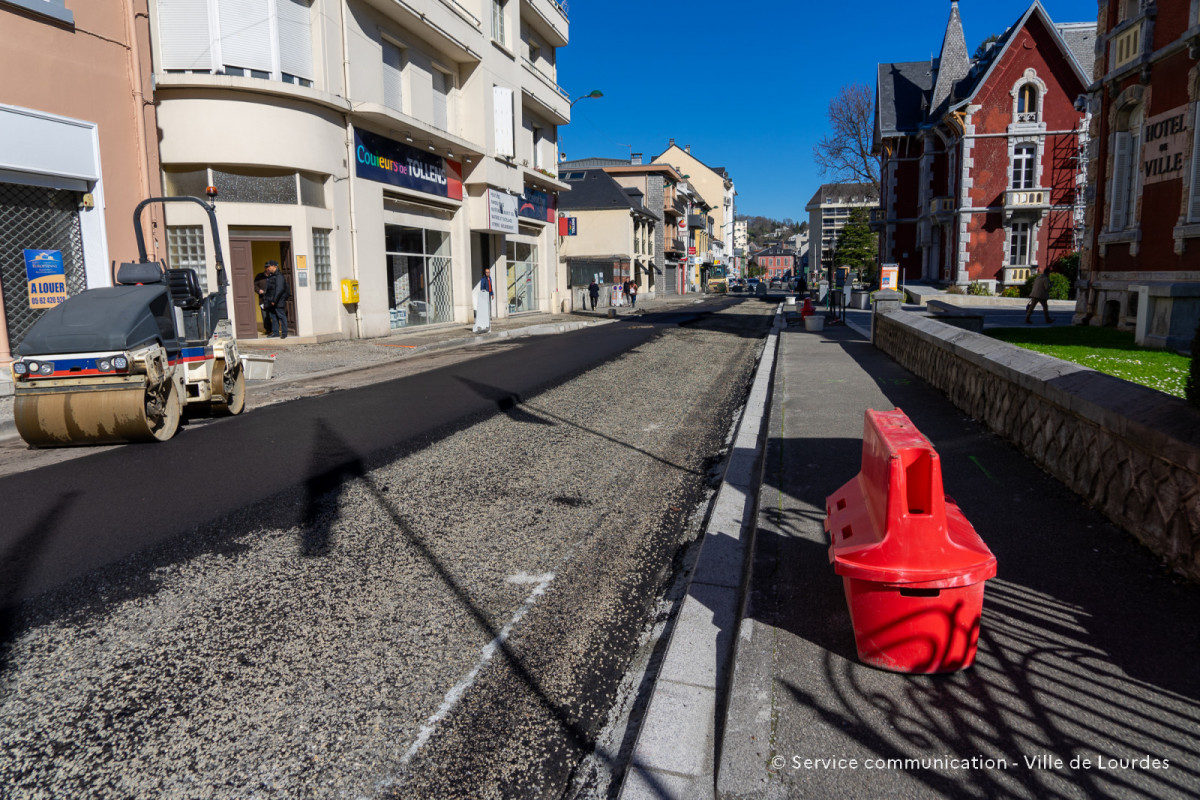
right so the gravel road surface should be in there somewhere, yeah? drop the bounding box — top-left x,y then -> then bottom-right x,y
0,300 -> 775,799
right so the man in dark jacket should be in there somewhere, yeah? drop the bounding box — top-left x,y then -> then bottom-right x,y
254,268 -> 274,336
588,279 -> 600,311
263,260 -> 290,339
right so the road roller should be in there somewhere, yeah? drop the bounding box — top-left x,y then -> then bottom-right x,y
9,194 -> 245,446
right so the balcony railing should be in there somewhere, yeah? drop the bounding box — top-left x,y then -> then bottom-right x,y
665,237 -> 685,254
930,197 -> 954,215
1004,188 -> 1048,209
687,214 -> 707,230
664,197 -> 686,217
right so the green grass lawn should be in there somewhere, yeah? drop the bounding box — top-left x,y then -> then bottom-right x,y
986,325 -> 1191,398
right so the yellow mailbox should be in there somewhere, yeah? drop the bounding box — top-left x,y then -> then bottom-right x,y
341,278 -> 360,304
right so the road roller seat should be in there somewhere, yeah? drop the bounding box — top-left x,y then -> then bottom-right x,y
166,268 -> 210,342
116,261 -> 167,286
167,269 -> 203,310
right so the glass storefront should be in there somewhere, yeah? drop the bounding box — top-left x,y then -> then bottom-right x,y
505,240 -> 538,314
385,224 -> 453,328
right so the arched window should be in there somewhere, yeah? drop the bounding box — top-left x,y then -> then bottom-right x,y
1012,144 -> 1037,189
1017,85 -> 1039,123
1110,105 -> 1143,231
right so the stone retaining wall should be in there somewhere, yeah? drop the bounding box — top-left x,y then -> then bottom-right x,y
874,310 -> 1200,582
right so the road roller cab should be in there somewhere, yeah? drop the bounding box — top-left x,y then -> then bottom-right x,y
9,194 -> 246,447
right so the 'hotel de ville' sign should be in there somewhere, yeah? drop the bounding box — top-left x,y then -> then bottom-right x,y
1142,107 -> 1189,186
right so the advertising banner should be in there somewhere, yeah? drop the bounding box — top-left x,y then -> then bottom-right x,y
354,128 -> 463,200
24,249 -> 67,309
486,188 -> 519,234
518,187 -> 556,222
881,264 -> 899,291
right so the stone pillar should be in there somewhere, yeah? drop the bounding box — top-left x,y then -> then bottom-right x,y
871,289 -> 904,344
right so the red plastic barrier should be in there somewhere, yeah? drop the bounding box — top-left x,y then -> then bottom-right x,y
825,408 -> 996,673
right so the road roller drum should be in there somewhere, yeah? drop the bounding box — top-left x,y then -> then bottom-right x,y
8,193 -> 245,447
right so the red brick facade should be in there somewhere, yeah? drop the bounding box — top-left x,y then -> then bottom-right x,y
874,2 -> 1090,290
1079,0 -> 1200,348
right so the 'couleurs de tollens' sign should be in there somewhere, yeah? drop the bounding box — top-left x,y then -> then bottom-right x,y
1142,107 -> 1189,186
354,129 -> 463,200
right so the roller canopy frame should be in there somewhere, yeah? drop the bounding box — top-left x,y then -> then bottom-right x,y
133,196 -> 229,322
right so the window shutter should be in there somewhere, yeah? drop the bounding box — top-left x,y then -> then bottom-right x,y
382,42 -> 403,112
1110,132 -> 1130,230
277,0 -> 313,81
432,70 -> 449,131
157,0 -> 213,71
1189,106 -> 1200,222
217,0 -> 272,73
494,86 -> 514,158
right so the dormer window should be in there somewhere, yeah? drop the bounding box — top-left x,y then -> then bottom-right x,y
1017,85 -> 1039,123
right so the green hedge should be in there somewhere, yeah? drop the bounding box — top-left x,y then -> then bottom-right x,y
1021,272 -> 1071,300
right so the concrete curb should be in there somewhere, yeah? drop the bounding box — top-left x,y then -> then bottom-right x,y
617,305 -> 783,800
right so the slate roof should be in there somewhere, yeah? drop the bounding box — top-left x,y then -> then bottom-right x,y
805,183 -> 879,209
875,1 -> 1092,140
752,242 -> 796,258
875,61 -> 934,138
1055,22 -> 1096,78
559,157 -> 630,170
929,1 -> 971,119
559,169 -> 660,220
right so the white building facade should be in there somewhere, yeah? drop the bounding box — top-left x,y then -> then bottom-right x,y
149,0 -> 570,340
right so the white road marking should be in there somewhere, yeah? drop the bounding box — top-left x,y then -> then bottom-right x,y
397,571 -> 556,767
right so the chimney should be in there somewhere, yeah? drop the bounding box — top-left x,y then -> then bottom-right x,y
685,144 -> 691,154
631,152 -> 642,165
669,137 -> 675,147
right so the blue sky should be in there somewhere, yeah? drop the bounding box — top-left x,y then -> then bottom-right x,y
556,0 -> 1100,221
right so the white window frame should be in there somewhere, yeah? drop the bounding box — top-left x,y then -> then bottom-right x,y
382,38 -> 407,114
1009,221 -> 1033,266
431,64 -> 454,132
1012,144 -> 1037,190
491,0 -> 507,47
1109,116 -> 1142,232
493,85 -> 515,158
156,0 -> 314,86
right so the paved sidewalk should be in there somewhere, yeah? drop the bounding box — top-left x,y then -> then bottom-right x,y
715,309 -> 1200,799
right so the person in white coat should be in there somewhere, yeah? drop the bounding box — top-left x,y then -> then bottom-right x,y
474,266 -> 494,333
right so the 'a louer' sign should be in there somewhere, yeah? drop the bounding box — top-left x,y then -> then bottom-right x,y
354,128 -> 463,200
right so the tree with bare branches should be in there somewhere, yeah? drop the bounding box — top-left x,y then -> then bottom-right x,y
813,84 -> 880,194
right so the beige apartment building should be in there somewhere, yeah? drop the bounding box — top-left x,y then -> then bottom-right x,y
652,141 -> 735,271
149,0 -> 570,341
0,0 -> 161,365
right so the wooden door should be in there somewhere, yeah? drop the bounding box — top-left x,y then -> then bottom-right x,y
228,239 -> 259,339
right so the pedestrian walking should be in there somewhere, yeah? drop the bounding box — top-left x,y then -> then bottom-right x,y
254,267 -> 274,336
588,279 -> 600,311
628,279 -> 638,309
474,266 -> 494,333
1025,265 -> 1053,324
263,260 -> 290,339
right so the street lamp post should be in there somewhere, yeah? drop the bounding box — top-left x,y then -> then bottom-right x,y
560,90 -> 603,164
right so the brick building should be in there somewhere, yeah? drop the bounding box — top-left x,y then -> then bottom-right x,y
1077,0 -> 1200,350
751,242 -> 797,283
873,1 -> 1094,291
